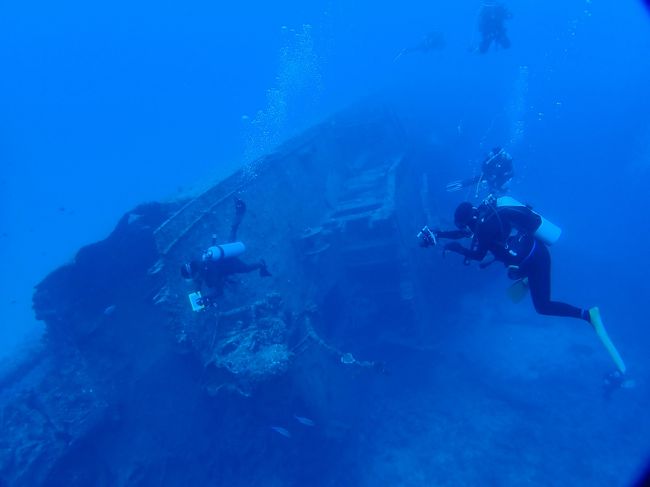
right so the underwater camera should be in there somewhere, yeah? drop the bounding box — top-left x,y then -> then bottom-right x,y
417,226 -> 437,248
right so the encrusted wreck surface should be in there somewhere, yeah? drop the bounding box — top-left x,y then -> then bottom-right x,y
2,102 -> 451,485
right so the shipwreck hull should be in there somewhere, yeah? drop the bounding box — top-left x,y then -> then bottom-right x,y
3,102 -> 447,485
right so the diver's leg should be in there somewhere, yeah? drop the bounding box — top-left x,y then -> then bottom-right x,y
225,257 -> 270,276
227,257 -> 271,277
497,31 -> 511,49
479,37 -> 492,54
526,245 -> 583,320
226,257 -> 260,274
229,198 -> 247,242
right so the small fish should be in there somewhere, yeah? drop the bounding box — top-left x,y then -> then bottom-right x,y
104,305 -> 117,316
293,415 -> 315,427
340,353 -> 356,365
270,426 -> 291,438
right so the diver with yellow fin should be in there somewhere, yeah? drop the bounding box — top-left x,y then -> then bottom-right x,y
418,196 -> 627,375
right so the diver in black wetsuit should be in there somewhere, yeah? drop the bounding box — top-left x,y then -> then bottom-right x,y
431,200 -> 592,322
418,198 -> 628,374
446,147 -> 514,196
477,3 -> 512,54
181,198 -> 271,306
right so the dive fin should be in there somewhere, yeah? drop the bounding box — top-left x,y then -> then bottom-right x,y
589,307 -> 626,374
507,278 -> 529,303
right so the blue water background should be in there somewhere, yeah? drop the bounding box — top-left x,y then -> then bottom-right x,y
1,0 -> 650,484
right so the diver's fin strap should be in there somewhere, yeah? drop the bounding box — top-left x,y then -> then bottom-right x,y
589,307 -> 626,374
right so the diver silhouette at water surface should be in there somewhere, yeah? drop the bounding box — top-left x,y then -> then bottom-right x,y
477,3 -> 512,53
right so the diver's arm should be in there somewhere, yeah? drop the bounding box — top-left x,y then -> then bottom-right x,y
418,227 -> 471,248
195,276 -> 205,293
436,229 -> 472,240
192,266 -> 206,292
444,239 -> 488,261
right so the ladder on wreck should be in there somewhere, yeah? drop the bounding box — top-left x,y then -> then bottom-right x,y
152,103 -> 407,259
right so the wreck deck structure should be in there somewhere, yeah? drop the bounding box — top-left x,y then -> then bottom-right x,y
1,103 -> 451,485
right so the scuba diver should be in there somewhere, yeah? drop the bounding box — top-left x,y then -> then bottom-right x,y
446,147 -> 514,196
433,199 -> 589,321
394,32 -> 445,62
181,197 -> 271,308
477,3 -> 512,54
417,196 -> 627,374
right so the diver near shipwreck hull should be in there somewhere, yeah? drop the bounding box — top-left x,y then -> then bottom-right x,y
446,146 -> 514,197
417,195 -> 627,377
180,198 -> 271,310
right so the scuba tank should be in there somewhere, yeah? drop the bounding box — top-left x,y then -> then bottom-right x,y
496,196 -> 562,245
202,241 -> 246,262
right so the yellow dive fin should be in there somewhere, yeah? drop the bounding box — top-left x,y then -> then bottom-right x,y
589,307 -> 626,374
507,278 -> 529,303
